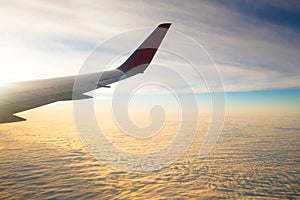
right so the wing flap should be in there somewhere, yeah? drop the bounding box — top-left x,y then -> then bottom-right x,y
0,115 -> 26,124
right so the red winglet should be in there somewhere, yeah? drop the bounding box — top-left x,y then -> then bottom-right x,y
117,23 -> 171,73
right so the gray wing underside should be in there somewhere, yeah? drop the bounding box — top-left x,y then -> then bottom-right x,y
0,69 -> 125,123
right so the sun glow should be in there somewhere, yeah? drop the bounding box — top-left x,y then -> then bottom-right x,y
0,69 -> 13,85
0,66 -> 25,84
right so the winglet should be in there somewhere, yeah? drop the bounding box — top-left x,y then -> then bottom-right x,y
158,23 -> 172,29
117,23 -> 171,74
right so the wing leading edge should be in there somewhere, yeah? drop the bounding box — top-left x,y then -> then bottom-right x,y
0,23 -> 171,124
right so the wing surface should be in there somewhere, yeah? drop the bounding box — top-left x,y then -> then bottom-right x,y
0,23 -> 171,123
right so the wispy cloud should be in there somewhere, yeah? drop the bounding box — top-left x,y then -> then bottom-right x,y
0,0 -> 299,92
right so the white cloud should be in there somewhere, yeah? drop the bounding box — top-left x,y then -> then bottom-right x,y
0,0 -> 299,92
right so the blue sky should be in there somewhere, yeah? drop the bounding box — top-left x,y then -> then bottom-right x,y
0,0 -> 299,115
217,0 -> 300,30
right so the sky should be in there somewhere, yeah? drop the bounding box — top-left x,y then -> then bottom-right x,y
0,0 -> 299,116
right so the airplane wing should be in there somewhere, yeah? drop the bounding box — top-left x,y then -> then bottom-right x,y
0,23 -> 171,124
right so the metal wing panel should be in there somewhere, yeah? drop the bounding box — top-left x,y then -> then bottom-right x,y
0,70 -> 124,123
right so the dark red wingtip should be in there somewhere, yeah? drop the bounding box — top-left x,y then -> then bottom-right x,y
158,23 -> 171,29
117,23 -> 171,73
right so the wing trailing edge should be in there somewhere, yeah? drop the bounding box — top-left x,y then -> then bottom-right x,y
0,115 -> 26,124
